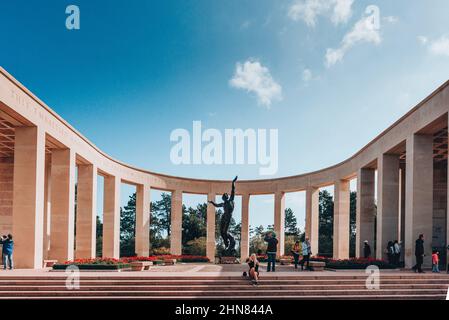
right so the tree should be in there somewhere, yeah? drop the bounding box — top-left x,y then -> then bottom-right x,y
120,193 -> 136,257
150,192 -> 172,238
350,191 -> 357,258
284,208 -> 299,236
249,225 -> 267,255
96,216 -> 103,257
182,203 -> 207,249
319,190 -> 334,257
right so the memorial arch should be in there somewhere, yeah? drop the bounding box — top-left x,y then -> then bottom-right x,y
0,67 -> 448,269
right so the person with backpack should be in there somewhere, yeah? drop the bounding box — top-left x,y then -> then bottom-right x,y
0,234 -> 13,270
264,231 -> 278,272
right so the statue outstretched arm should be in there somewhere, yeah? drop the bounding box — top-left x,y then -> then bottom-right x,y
209,201 -> 224,208
230,176 -> 238,201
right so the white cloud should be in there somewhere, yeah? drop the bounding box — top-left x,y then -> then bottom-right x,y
332,0 -> 354,25
417,36 -> 428,45
230,59 -> 282,108
429,36 -> 449,57
383,16 -> 398,24
325,15 -> 381,67
418,35 -> 449,57
302,68 -> 313,82
288,0 -> 354,27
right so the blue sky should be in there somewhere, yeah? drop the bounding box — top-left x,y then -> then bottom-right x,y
2,1 -> 449,229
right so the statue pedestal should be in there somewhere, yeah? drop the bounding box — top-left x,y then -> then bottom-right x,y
219,256 -> 239,264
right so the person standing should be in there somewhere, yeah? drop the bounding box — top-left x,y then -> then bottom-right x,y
363,240 -> 372,259
291,241 -> 301,269
0,234 -> 13,270
412,234 -> 425,273
431,250 -> 440,273
393,240 -> 401,266
300,237 -> 311,271
264,231 -> 278,272
386,241 -> 394,265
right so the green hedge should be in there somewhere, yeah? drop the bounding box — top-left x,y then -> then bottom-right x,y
310,258 -> 396,270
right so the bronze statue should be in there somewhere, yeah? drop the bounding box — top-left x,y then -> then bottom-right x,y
209,176 -> 238,256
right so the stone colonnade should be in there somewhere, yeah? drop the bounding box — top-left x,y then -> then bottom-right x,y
1,67 -> 448,268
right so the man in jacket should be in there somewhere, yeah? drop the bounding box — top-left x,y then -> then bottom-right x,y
363,240 -> 372,259
412,234 -> 425,273
264,231 -> 278,272
0,234 -> 13,270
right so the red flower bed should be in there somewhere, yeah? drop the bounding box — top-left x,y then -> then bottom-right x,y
61,255 -> 210,266
62,258 -> 123,265
121,255 -> 210,263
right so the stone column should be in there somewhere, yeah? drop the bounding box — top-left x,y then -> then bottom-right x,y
399,165 -> 406,245
274,191 -> 285,257
170,190 -> 183,255
333,179 -> 350,259
48,149 -> 76,263
404,134 -> 433,268
103,175 -> 121,258
206,193 -> 216,262
135,184 -> 150,257
12,127 -> 46,269
356,168 -> 376,258
240,194 -> 250,260
305,187 -> 319,256
376,154 -> 400,259
43,154 -> 51,260
75,164 -> 97,259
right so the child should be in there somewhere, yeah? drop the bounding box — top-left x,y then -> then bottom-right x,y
432,250 -> 440,273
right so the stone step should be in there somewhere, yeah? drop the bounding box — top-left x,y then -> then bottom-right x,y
2,274 -> 448,281
0,288 -> 445,297
1,279 -> 448,286
1,276 -> 448,283
0,283 -> 447,291
0,294 -> 445,300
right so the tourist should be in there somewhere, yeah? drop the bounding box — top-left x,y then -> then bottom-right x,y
264,231 -> 278,272
0,234 -> 13,270
393,240 -> 401,266
247,254 -> 260,286
412,234 -> 425,273
300,237 -> 311,271
432,250 -> 440,273
387,241 -> 394,265
363,240 -> 371,259
291,241 -> 301,269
